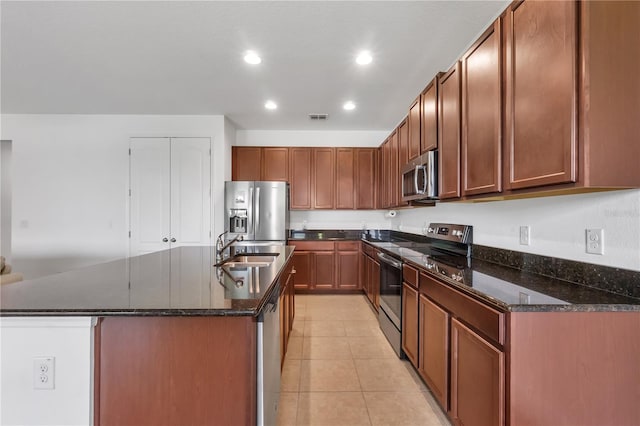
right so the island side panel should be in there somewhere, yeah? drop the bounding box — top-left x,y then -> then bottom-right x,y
95,315 -> 257,426
508,311 -> 640,425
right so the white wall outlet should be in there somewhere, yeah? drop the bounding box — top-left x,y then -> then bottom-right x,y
519,226 -> 530,245
586,229 -> 604,255
33,356 -> 55,390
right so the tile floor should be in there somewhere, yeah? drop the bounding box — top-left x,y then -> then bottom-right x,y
277,294 -> 451,426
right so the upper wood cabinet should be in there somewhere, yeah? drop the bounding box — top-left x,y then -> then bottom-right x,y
398,118 -> 409,168
312,148 -> 336,209
438,62 -> 462,200
461,19 -> 502,197
289,147 -> 312,209
232,147 -> 288,181
389,131 -> 400,207
355,148 -> 378,209
336,148 -> 355,209
232,147 -> 262,181
408,99 -> 421,160
421,77 -> 439,153
262,148 -> 289,181
504,0 -> 577,190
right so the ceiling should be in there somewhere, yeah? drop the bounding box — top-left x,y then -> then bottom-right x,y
1,1 -> 508,130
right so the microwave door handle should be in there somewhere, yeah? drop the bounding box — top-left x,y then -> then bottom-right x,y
414,165 -> 420,194
416,165 -> 427,194
426,158 -> 434,196
423,163 -> 429,195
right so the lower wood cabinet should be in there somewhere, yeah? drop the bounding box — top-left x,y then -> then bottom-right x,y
290,240 -> 361,292
401,283 -> 419,366
279,258 -> 296,368
361,243 -> 380,310
418,293 -> 449,410
450,318 -> 504,426
95,316 -> 257,425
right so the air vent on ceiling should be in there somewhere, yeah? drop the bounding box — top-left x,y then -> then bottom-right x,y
308,113 -> 329,121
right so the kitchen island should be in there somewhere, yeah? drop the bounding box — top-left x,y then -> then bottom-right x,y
1,244 -> 295,426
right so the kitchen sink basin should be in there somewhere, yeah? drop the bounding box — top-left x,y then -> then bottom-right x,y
216,253 -> 279,268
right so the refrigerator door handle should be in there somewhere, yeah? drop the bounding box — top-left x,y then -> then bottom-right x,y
255,186 -> 261,234
249,186 -> 254,236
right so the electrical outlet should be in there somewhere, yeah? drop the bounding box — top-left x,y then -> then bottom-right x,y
519,226 -> 530,245
586,229 -> 604,255
33,356 -> 55,390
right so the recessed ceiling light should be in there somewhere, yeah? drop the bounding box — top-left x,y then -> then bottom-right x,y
265,100 -> 277,110
244,51 -> 262,65
356,51 -> 372,65
343,101 -> 356,111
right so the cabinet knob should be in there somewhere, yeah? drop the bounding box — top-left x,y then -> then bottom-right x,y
170,238 -> 176,243
162,238 -> 169,242
291,268 -> 297,274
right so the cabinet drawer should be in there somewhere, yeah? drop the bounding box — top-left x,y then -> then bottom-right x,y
337,241 -> 359,251
289,241 -> 335,251
419,272 -> 504,346
403,264 -> 419,288
363,243 -> 375,257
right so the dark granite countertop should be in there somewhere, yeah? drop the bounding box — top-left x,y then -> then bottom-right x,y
362,239 -> 640,313
0,245 -> 295,317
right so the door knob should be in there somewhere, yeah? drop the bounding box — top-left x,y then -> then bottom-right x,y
170,238 -> 176,243
162,238 -> 169,242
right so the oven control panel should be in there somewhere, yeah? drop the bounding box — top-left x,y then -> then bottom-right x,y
425,223 -> 472,244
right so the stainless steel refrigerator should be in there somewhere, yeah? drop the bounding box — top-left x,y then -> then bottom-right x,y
224,181 -> 289,244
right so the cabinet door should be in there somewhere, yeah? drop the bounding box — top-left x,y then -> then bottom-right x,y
291,251 -> 311,290
380,141 -> 390,208
421,77 -> 439,153
337,250 -> 359,290
438,63 -> 462,200
372,259 -> 380,310
262,147 -> 289,182
355,148 -> 377,209
450,318 -> 504,426
335,148 -> 355,209
402,283 -> 419,367
408,98 -> 421,160
389,131 -> 399,207
312,148 -> 335,209
419,294 -> 449,410
289,148 -> 312,210
232,147 -> 262,181
313,251 -> 336,289
397,120 -> 409,207
360,252 -> 369,296
461,20 -> 502,197
504,0 -> 577,190
398,118 -> 409,167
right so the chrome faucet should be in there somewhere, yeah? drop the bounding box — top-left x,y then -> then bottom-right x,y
216,231 -> 243,261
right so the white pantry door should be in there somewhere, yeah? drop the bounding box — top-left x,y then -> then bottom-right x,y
129,137 -> 211,257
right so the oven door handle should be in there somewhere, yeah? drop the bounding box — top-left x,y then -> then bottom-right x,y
377,252 -> 402,269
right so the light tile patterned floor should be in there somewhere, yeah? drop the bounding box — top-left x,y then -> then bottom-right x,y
277,294 -> 451,426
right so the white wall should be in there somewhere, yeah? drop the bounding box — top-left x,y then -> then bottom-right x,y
0,317 -> 94,425
1,141 -> 12,262
391,190 -> 640,272
1,114 -> 227,279
235,129 -> 388,147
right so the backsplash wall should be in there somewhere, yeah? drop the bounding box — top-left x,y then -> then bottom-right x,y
290,190 -> 639,272
391,190 -> 639,272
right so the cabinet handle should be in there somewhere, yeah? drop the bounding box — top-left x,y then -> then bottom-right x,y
170,238 -> 176,243
162,238 -> 169,242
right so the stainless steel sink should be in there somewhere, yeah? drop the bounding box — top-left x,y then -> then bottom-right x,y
216,253 -> 279,268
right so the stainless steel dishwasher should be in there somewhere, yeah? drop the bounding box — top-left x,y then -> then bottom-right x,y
257,287 -> 281,426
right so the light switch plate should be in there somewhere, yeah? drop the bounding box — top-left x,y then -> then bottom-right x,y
519,226 -> 530,245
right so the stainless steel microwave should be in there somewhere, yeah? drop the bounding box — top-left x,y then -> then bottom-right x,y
401,151 -> 438,202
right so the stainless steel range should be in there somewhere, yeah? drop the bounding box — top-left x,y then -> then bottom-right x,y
376,223 -> 472,358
